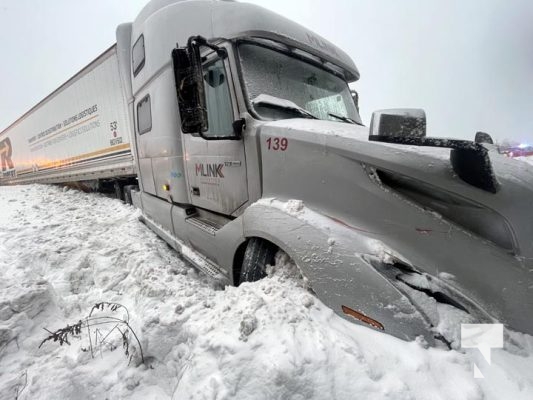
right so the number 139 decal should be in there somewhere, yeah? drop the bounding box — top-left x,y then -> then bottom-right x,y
266,137 -> 288,151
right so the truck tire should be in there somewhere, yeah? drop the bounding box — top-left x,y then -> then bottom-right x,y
239,238 -> 277,283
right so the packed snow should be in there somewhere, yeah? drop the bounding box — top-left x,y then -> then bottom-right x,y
516,155 -> 533,166
1,184 -> 532,400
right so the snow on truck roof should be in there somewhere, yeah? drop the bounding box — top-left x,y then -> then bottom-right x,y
134,0 -> 360,81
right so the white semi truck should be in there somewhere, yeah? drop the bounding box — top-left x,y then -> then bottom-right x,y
1,0 -> 532,346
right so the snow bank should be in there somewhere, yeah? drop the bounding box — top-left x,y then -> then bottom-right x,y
1,185 -> 532,399
515,155 -> 533,166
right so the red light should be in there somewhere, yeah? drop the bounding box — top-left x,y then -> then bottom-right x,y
341,305 -> 384,330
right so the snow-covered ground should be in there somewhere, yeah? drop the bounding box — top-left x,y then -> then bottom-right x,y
1,185 -> 532,400
516,155 -> 533,166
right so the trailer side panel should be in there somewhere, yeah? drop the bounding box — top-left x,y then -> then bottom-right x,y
0,45 -> 134,185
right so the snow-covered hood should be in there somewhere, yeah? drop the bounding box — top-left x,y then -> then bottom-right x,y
258,118 -> 533,336
260,118 -> 533,259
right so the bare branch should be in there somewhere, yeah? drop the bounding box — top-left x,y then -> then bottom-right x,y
39,303 -> 144,364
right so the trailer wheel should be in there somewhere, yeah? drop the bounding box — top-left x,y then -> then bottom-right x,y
239,238 -> 277,283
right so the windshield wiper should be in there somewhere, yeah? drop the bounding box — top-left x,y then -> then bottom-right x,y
328,112 -> 361,125
252,94 -> 318,119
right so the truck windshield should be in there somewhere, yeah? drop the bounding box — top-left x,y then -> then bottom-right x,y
238,42 -> 362,124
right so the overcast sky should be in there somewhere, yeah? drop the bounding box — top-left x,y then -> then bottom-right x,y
1,0 -> 532,143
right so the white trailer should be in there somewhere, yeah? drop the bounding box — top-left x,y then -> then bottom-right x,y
0,45 -> 134,185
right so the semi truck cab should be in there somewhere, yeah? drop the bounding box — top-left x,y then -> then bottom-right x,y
121,1 -> 362,281
123,0 -> 360,213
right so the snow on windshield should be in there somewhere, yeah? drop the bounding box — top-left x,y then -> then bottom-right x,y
239,43 -> 361,123
1,185 -> 532,399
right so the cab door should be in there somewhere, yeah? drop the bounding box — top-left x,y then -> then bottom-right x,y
182,48 -> 248,215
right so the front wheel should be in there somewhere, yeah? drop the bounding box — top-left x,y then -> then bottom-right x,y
239,238 -> 278,284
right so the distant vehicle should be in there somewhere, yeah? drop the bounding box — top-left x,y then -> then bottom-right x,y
500,144 -> 533,158
1,0 -> 532,346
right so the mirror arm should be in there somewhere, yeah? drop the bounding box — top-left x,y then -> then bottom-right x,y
187,35 -> 228,59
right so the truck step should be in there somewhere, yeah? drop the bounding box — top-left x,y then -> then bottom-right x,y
139,214 -> 229,282
185,216 -> 223,235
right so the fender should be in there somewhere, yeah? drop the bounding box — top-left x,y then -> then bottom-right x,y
241,199 -> 437,343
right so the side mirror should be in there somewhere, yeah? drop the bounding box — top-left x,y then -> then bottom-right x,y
172,42 -> 207,134
171,36 -> 227,135
475,131 -> 494,144
369,110 -> 500,193
369,108 -> 426,139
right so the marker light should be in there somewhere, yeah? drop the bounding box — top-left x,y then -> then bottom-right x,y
162,184 -> 170,191
341,305 -> 385,330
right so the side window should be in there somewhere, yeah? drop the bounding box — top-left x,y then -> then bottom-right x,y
202,58 -> 233,138
132,35 -> 145,76
137,95 -> 152,135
